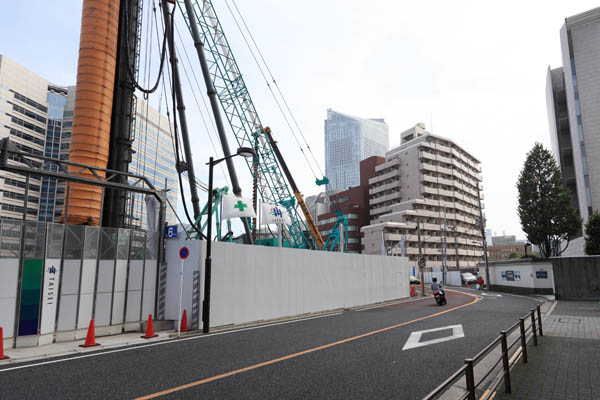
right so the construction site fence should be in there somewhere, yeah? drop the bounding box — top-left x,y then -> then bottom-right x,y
0,219 -> 160,347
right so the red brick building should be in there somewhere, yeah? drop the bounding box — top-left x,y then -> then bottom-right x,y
317,156 -> 385,252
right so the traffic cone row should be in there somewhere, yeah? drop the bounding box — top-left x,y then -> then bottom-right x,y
0,327 -> 9,360
79,319 -> 100,348
141,314 -> 158,339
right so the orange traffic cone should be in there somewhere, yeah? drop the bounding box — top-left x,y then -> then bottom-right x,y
142,314 -> 158,339
0,327 -> 9,360
410,286 -> 416,297
180,309 -> 188,332
79,319 -> 100,348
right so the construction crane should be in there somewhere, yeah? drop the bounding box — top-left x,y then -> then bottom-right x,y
176,0 -> 330,249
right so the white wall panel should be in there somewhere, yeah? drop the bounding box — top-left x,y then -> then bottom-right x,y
76,259 -> 97,329
164,240 -> 410,329
56,260 -> 80,331
94,260 -> 114,326
125,260 -> 144,322
141,260 -> 157,318
0,258 -> 19,338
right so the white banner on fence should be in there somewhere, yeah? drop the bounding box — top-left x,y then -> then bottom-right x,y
221,194 -> 256,219
260,202 -> 291,225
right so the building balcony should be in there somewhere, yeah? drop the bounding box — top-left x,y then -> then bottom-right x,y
438,176 -> 453,186
369,180 -> 401,195
437,165 -> 452,175
435,143 -> 452,155
439,188 -> 454,197
420,162 -> 437,173
436,154 -> 452,165
421,186 -> 439,196
369,170 -> 399,185
420,174 -> 438,184
369,191 -> 402,206
375,158 -> 401,172
420,151 -> 436,162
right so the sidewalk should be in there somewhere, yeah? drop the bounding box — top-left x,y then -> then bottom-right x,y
495,300 -> 600,400
0,330 -> 173,366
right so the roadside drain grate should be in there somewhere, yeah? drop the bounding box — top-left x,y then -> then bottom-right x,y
558,317 -> 581,324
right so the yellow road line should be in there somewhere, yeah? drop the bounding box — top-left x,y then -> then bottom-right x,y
135,291 -> 479,399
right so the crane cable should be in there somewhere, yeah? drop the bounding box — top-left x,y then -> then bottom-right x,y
223,0 -> 318,180
224,1 -> 346,249
227,0 -> 325,178
123,0 -> 168,96
173,23 -> 230,187
157,1 -> 206,240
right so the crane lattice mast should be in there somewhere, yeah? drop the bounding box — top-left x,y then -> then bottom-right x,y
177,0 -> 323,249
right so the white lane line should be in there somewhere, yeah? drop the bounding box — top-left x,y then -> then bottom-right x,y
460,288 -> 543,302
0,312 -> 343,373
402,324 -> 465,350
355,296 -> 429,312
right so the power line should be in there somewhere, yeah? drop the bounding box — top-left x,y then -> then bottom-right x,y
223,0 -> 318,180
173,23 -> 230,187
228,0 -> 325,178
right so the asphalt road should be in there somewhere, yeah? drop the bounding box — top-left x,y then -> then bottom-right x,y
0,289 -> 541,399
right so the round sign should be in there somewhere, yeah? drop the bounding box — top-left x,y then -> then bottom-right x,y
418,257 -> 426,268
179,246 -> 190,260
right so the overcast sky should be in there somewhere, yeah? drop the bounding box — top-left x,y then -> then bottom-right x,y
2,0 -> 598,238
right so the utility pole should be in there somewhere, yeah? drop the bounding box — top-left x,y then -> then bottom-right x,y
477,185 -> 490,290
452,225 -> 460,270
417,220 -> 425,296
442,206 -> 447,285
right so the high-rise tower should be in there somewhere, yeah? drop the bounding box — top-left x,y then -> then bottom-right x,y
324,109 -> 388,191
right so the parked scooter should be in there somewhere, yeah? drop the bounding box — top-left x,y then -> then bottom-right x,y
431,277 -> 447,306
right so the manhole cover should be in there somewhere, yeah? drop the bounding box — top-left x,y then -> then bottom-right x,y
558,318 -> 581,324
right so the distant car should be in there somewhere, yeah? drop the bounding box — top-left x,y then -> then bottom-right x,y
461,272 -> 478,285
410,276 -> 420,285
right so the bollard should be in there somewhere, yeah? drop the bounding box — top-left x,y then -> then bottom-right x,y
519,318 -> 528,364
536,305 -> 543,336
464,358 -> 476,400
500,331 -> 511,394
530,310 -> 538,346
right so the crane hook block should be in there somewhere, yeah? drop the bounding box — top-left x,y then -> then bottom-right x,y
315,176 -> 329,186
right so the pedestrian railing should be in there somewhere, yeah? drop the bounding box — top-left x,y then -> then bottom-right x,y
423,305 -> 543,400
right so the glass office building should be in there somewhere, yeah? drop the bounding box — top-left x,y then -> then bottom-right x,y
127,98 -> 179,229
38,86 -> 69,222
0,55 -> 178,228
324,109 -> 388,191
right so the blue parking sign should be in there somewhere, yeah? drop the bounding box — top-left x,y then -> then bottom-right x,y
165,225 -> 178,239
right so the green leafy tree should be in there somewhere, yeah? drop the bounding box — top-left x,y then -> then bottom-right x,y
584,211 -> 600,255
508,252 -> 519,259
517,143 -> 581,258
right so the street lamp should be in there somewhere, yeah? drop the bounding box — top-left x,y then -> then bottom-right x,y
203,147 -> 255,333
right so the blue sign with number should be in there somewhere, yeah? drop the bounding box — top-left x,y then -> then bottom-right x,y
179,246 -> 190,260
165,225 -> 178,239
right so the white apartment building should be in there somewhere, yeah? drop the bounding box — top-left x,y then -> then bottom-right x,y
361,123 -> 485,269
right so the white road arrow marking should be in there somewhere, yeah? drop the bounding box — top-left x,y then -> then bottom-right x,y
402,324 -> 465,351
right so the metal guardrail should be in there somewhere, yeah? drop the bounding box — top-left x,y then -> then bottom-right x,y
423,305 -> 543,400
